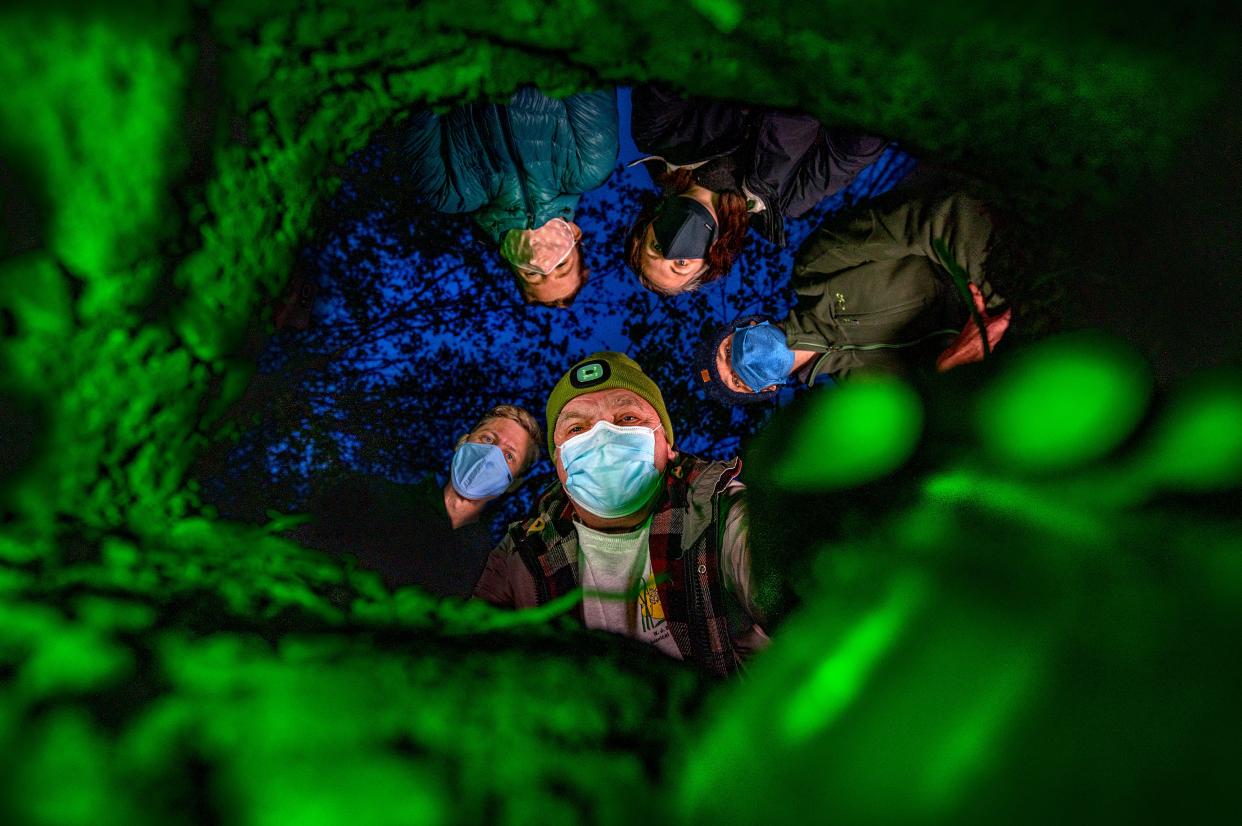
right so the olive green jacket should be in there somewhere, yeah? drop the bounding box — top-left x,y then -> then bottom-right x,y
782,183 -> 1005,382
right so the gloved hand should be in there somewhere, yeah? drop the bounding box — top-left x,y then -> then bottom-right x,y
936,283 -> 1011,372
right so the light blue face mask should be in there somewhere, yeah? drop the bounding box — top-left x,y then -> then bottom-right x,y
450,441 -> 513,500
732,321 -> 794,392
557,421 -> 664,519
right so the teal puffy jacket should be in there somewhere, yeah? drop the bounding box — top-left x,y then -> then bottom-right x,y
402,88 -> 619,241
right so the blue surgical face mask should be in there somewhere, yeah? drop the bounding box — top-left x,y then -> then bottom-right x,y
732,322 -> 794,392
450,441 -> 513,500
557,421 -> 664,519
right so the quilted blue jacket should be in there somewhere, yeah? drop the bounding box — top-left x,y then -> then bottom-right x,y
402,87 -> 619,241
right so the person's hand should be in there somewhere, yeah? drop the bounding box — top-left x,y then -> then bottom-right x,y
936,283 -> 1011,372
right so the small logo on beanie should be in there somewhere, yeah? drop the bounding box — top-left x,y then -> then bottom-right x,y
571,360 -> 610,388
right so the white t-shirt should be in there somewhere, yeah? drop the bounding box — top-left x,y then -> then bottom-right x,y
575,517 -> 683,660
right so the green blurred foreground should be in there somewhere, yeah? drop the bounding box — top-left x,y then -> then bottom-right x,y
1,1 -> 1240,823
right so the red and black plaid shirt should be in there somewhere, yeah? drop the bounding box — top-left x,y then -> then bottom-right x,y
512,454 -> 744,677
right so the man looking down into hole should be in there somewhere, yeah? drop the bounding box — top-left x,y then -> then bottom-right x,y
292,405 -> 542,595
473,353 -> 769,677
401,87 -> 618,307
697,179 -> 1013,404
625,83 -> 890,295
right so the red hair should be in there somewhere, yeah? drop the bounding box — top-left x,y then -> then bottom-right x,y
625,168 -> 750,292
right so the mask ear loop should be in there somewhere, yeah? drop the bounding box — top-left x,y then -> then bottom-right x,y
554,420 -> 667,461
652,422 -> 673,456
510,219 -> 578,278
538,217 -> 578,274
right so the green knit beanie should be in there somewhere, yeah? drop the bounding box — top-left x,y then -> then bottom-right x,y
545,352 -> 674,455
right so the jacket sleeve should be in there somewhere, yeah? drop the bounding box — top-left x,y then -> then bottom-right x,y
792,186 -> 1006,311
776,130 -> 890,219
472,533 -> 519,607
561,88 -> 620,194
630,83 -> 749,165
741,111 -> 822,247
400,109 -> 489,215
743,116 -> 890,247
631,83 -> 701,156
717,482 -> 772,660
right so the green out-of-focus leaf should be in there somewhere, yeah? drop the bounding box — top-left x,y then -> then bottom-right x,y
780,574 -> 928,745
689,0 -> 744,32
976,333 -> 1151,472
768,377 -> 923,490
12,709 -> 136,826
1140,370 -> 1242,490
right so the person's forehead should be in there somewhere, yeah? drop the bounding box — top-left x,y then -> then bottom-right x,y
558,388 -> 655,421
716,332 -> 738,381
642,247 -> 707,290
529,278 -> 575,300
644,261 -> 704,295
525,258 -> 581,302
644,260 -> 682,289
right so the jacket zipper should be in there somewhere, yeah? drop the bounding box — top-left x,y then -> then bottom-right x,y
831,328 -> 961,351
516,532 -> 551,605
793,327 -> 960,354
799,328 -> 961,384
686,486 -> 736,673
496,103 -> 537,228
685,504 -> 708,666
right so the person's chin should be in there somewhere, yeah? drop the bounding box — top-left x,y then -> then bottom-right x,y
573,503 -> 644,529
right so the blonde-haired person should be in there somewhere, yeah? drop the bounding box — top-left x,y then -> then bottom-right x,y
293,405 -> 543,596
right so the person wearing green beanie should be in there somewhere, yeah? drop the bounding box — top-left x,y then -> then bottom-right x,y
543,351 -> 676,457
473,351 -> 771,678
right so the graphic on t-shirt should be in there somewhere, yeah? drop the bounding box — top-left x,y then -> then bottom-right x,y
638,576 -> 666,633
